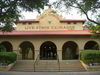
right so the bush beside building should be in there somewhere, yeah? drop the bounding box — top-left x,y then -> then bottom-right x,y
80,50 -> 100,65
0,52 -> 17,65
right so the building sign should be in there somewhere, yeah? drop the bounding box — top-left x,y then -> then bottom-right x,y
24,25 -> 75,30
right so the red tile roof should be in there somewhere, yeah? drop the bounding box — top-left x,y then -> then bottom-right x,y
0,30 -> 92,36
60,19 -> 86,23
16,19 -> 85,23
17,19 -> 39,23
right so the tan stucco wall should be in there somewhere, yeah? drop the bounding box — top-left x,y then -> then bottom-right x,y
0,35 -> 100,60
16,9 -> 83,31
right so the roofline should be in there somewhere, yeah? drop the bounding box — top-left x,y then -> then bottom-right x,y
15,20 -> 39,23
15,19 -> 86,24
0,30 -> 92,36
0,33 -> 92,36
60,19 -> 86,23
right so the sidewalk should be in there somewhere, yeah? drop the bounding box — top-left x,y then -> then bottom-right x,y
0,71 -> 100,75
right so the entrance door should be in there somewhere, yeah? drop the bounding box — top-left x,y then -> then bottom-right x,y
40,41 -> 57,60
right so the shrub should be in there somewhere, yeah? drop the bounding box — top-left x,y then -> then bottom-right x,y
80,50 -> 100,64
0,52 -> 17,65
0,45 -> 6,52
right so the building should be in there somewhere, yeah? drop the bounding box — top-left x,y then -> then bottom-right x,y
0,7 -> 100,60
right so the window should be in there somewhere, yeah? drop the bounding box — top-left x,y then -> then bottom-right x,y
73,22 -> 77,24
22,22 -> 26,25
67,22 -> 71,24
28,22 -> 32,25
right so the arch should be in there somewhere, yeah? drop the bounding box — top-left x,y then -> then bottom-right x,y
0,41 -> 13,52
84,41 -> 99,50
19,41 -> 34,60
62,41 -> 79,60
40,41 -> 57,60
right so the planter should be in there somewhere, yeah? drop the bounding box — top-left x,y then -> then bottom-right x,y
0,61 -> 16,71
80,61 -> 100,71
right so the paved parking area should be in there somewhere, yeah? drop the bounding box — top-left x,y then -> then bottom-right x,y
0,71 -> 100,75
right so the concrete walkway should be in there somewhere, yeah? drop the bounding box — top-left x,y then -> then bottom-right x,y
0,71 -> 100,75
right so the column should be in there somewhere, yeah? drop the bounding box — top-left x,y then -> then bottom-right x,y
13,45 -> 22,60
78,46 -> 84,60
57,50 -> 62,61
34,50 -> 39,60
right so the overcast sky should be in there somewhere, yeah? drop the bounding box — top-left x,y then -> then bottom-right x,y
20,0 -> 86,20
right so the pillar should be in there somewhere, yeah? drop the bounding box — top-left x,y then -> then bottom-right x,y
34,50 -> 39,60
13,44 -> 22,60
57,50 -> 62,61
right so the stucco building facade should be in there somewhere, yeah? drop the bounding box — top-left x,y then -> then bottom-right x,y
0,8 -> 100,60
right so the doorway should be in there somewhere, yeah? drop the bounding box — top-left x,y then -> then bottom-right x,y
62,41 -> 79,60
40,41 -> 57,60
19,41 -> 34,60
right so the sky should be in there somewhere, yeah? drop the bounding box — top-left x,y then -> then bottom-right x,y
20,0 -> 86,20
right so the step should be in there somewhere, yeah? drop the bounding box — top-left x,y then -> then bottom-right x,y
10,60 -> 86,72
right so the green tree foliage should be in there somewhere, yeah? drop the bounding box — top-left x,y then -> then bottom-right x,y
54,0 -> 100,25
0,0 -> 49,32
0,45 -> 6,52
90,25 -> 100,33
85,15 -> 100,35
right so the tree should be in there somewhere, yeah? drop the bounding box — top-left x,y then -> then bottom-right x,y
84,15 -> 100,35
0,0 -> 48,32
54,0 -> 100,25
85,21 -> 100,33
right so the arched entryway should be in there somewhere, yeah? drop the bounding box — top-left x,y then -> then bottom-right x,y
0,41 -> 13,52
40,41 -> 57,60
84,41 -> 99,50
19,41 -> 34,60
62,41 -> 79,60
